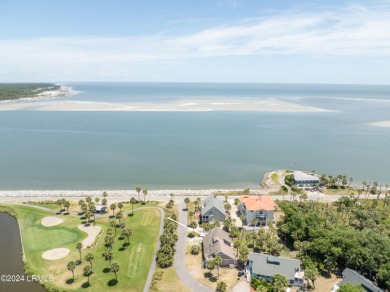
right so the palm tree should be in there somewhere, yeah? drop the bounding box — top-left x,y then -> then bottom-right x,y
239,214 -> 246,228
83,265 -> 93,283
214,256 -> 222,279
110,220 -> 117,236
135,186 -> 142,201
64,201 -> 70,213
86,196 -> 92,206
78,199 -> 84,212
272,274 -> 289,292
305,266 -> 319,289
142,189 -> 148,204
76,242 -> 83,263
110,261 -> 120,280
216,281 -> 227,292
85,252 -> 94,269
67,261 -> 76,280
103,248 -> 113,263
89,205 -> 96,224
189,211 -> 194,223
118,202 -> 123,212
130,197 -> 137,215
184,197 -> 190,211
116,212 -> 123,223
110,203 -> 116,217
121,227 -> 132,245
194,200 -> 199,212
206,260 -> 215,275
103,191 -> 108,199
95,197 -> 100,204
251,218 -> 258,231
102,198 -> 107,206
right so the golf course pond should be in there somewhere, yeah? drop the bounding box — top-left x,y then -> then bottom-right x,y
0,212 -> 46,292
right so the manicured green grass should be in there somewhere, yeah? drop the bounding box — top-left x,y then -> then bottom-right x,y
5,204 -> 161,292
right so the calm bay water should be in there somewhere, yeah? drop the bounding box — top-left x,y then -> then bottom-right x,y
0,83 -> 389,190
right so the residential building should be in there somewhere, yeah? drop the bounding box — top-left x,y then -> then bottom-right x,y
201,195 -> 225,222
203,227 -> 236,266
248,252 -> 305,287
293,171 -> 320,186
332,268 -> 384,292
239,195 -> 275,226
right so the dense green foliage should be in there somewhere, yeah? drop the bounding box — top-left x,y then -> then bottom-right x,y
156,212 -> 178,268
284,174 -> 295,186
250,274 -> 289,291
338,283 -> 364,291
0,83 -> 59,101
278,198 -> 390,290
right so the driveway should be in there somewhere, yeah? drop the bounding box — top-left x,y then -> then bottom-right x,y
174,200 -> 213,292
232,280 -> 251,292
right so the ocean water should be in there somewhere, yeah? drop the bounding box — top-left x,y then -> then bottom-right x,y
0,83 -> 390,190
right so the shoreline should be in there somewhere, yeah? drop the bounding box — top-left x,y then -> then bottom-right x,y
0,189 -> 252,198
0,84 -> 77,104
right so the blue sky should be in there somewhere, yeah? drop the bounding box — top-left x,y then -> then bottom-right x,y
1,0 -> 390,84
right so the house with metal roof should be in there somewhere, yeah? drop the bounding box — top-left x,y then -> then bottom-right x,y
248,252 -> 305,287
293,171 -> 320,186
203,227 -> 236,266
201,195 -> 226,222
332,268 -> 384,292
239,195 -> 276,226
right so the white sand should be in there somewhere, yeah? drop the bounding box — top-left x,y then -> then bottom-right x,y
42,248 -> 70,260
0,98 -> 329,112
369,121 -> 390,128
78,224 -> 102,249
41,216 -> 64,227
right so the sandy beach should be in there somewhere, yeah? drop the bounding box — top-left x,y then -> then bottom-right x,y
0,97 -> 329,112
0,189 -> 251,198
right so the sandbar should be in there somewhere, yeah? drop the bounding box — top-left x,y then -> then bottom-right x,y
369,121 -> 390,128
0,98 -> 328,112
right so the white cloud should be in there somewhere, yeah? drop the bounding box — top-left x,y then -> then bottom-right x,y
1,3 -> 390,77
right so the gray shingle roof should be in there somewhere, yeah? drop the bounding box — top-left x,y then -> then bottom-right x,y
340,268 -> 384,292
249,252 -> 301,280
201,195 -> 225,215
203,227 -> 235,260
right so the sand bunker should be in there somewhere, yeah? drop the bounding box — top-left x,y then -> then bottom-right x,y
42,248 -> 70,260
78,224 -> 102,249
41,216 -> 64,227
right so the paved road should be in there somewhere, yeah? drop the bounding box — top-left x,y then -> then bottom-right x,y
174,200 -> 213,292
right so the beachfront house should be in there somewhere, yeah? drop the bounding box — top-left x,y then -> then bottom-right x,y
203,227 -> 236,266
293,171 -> 320,187
248,252 -> 305,287
332,268 -> 384,292
201,195 -> 225,222
239,195 -> 275,226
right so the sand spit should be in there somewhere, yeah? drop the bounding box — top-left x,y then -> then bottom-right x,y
78,224 -> 102,249
0,98 -> 329,112
369,121 -> 390,128
42,248 -> 70,260
41,216 -> 64,227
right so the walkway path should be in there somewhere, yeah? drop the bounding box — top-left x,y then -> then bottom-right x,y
174,200 -> 213,292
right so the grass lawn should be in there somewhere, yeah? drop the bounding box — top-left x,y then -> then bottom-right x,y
154,267 -> 190,292
271,173 -> 281,185
7,204 -> 161,292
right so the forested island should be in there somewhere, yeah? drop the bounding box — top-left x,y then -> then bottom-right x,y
0,83 -> 61,101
